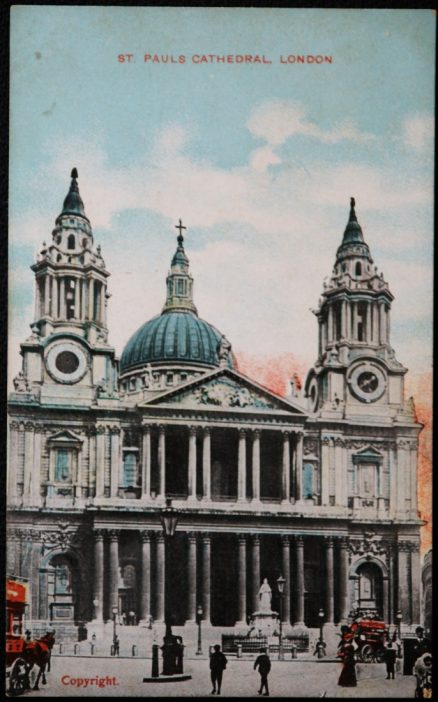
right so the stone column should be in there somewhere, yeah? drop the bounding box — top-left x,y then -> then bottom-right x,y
366,301 -> 372,343
31,426 -> 42,504
110,427 -> 120,498
341,300 -> 347,339
352,302 -> 358,340
397,542 -> 412,623
34,278 -> 41,319
386,304 -> 391,342
410,441 -> 418,517
93,530 -> 104,621
252,430 -> 260,502
155,533 -> 165,622
383,576 -> 389,623
88,279 -> 94,321
60,278 -> 66,319
158,426 -> 166,498
44,274 -> 50,315
52,277 -> 58,319
188,427 -> 197,501
187,532 -> 197,622
372,302 -> 379,343
23,422 -> 34,501
139,531 -> 151,623
295,432 -> 303,502
95,426 -> 106,498
141,426 -> 151,499
337,537 -> 349,623
202,428 -> 211,501
251,535 -> 261,615
201,533 -> 211,623
294,536 -> 305,626
108,530 -> 120,616
410,544 -> 421,624
324,536 -> 334,623
379,301 -> 386,344
101,285 -> 106,326
334,438 -> 344,507
396,440 -> 406,514
281,432 -> 290,503
388,543 -> 396,624
236,535 -> 247,625
346,302 -> 352,339
321,437 -> 330,506
7,421 -> 19,501
281,535 -> 291,624
238,429 -> 247,501
74,277 -> 81,319
328,305 -> 334,343
389,442 -> 397,517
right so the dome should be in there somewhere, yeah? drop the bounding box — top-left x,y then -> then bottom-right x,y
120,311 -> 234,373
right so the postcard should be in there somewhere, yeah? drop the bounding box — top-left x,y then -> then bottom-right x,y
6,6 -> 434,699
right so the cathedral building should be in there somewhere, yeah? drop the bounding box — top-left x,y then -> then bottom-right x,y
7,170 -> 422,639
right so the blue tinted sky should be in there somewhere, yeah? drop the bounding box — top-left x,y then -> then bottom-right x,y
9,7 -> 435,386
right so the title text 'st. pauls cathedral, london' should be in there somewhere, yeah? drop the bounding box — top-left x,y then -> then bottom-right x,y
7,169 -> 423,643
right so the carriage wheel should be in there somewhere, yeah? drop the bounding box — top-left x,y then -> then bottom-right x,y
375,649 -> 385,664
360,644 -> 374,663
8,658 -> 28,696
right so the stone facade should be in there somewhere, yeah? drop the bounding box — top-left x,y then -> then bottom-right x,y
7,174 -> 423,637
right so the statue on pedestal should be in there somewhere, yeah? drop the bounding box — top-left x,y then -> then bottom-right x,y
258,578 -> 273,613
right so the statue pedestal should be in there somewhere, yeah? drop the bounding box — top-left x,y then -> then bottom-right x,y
249,611 -> 279,637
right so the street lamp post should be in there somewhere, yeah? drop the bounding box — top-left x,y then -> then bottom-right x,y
196,604 -> 203,655
112,606 -> 118,655
318,608 -> 325,645
396,610 -> 402,641
159,498 -> 183,676
277,575 -> 286,661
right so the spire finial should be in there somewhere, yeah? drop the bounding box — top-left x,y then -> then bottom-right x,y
71,167 -> 78,179
175,218 -> 186,245
349,196 -> 357,222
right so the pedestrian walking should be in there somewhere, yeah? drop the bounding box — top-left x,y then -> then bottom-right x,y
338,644 -> 357,687
254,647 -> 271,696
209,644 -> 227,695
384,642 -> 397,679
113,634 -> 120,656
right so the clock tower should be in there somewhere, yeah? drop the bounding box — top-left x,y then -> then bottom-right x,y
13,169 -> 119,408
305,198 -> 407,421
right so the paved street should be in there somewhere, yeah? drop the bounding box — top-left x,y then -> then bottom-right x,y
24,655 -> 417,698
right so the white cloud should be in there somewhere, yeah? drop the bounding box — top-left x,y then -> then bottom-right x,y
402,114 -> 434,152
246,99 -> 375,147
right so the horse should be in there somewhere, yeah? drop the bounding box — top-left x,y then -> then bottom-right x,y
23,632 -> 55,691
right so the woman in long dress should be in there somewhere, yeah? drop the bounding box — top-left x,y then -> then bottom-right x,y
338,644 -> 357,687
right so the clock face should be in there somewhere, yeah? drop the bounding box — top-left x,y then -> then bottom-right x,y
308,379 -> 319,412
348,363 -> 386,403
45,341 -> 88,384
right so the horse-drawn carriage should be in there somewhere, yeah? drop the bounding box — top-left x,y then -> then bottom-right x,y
6,578 -> 55,696
339,615 -> 389,663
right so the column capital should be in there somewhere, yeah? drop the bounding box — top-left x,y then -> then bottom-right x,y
252,534 -> 260,546
109,425 -> 121,435
281,534 -> 290,546
141,423 -> 151,433
295,534 -> 304,546
93,529 -> 105,542
108,529 -> 121,542
252,428 -> 261,438
295,430 -> 304,439
9,420 -> 20,431
238,533 -> 247,544
239,428 -> 247,438
189,425 -> 197,437
202,426 -> 211,436
24,421 -> 35,431
201,531 -> 211,543
158,424 -> 166,435
140,530 -> 152,543
338,536 -> 349,549
155,531 -> 165,544
282,430 -> 290,439
324,535 -> 334,548
187,531 -> 198,544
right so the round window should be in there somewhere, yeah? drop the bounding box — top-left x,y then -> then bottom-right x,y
55,350 -> 80,374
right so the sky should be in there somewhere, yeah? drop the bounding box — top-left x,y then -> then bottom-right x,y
8,6 -> 435,550
9,7 -> 434,390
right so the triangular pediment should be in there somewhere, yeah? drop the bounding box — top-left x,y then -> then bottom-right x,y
141,368 -> 307,415
47,429 -> 83,444
355,445 -> 382,456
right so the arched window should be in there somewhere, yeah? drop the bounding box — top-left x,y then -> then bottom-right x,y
355,261 -> 362,276
67,234 -> 75,250
55,449 -> 71,483
123,453 -> 137,487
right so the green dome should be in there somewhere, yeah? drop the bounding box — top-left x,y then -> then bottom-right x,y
120,311 -> 234,373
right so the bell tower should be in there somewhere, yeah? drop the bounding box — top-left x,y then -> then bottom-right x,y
13,169 -> 119,407
305,198 -> 408,420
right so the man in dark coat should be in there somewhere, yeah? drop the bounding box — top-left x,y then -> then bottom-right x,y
209,644 -> 227,695
384,642 -> 397,679
254,647 -> 271,696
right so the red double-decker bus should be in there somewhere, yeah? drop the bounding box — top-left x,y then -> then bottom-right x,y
6,577 -> 29,695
